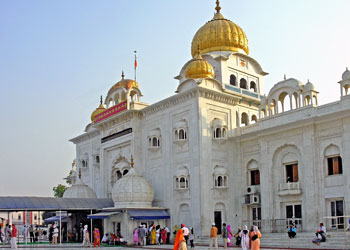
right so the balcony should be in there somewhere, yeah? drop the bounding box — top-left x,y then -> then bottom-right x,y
278,182 -> 302,196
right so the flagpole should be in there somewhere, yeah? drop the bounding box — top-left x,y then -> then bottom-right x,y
134,50 -> 137,81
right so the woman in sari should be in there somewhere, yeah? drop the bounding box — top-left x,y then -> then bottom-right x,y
239,225 -> 249,250
173,228 -> 187,250
161,228 -> 167,244
227,225 -> 232,246
250,226 -> 261,250
151,226 -> 156,245
133,228 -> 139,245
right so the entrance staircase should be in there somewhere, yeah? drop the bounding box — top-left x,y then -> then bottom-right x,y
195,231 -> 350,249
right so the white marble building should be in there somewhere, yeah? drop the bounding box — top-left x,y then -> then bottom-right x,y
67,1 -> 350,239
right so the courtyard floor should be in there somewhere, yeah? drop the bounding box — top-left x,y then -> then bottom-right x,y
0,243 -> 348,250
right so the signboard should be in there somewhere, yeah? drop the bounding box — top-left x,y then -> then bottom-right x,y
94,101 -> 127,123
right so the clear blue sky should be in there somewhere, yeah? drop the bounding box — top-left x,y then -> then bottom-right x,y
0,0 -> 349,196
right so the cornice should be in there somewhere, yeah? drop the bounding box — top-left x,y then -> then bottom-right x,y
93,109 -> 142,130
69,129 -> 100,144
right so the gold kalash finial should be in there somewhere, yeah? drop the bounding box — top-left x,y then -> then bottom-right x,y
215,0 -> 221,13
130,155 -> 134,168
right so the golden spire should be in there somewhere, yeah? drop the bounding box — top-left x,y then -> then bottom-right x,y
215,0 -> 221,13
121,70 -> 125,80
130,155 -> 134,168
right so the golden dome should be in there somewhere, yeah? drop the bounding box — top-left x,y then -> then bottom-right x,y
191,0 -> 249,57
107,71 -> 139,96
91,96 -> 106,123
185,48 -> 214,79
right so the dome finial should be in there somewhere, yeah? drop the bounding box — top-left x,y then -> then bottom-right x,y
121,70 -> 125,80
100,95 -> 103,104
215,0 -> 221,13
130,155 -> 134,168
284,74 -> 286,80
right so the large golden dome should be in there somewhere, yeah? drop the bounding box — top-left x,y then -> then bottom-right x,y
107,72 -> 139,96
185,49 -> 214,79
91,96 -> 106,123
191,1 -> 249,57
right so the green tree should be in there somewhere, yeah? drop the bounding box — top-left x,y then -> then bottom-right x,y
52,184 -> 67,198
65,170 -> 73,185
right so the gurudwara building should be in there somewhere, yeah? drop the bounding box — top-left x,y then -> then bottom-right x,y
66,0 -> 350,242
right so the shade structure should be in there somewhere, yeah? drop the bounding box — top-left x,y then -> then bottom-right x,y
44,215 -> 67,223
128,209 -> 170,220
0,196 -> 113,211
87,211 -> 120,219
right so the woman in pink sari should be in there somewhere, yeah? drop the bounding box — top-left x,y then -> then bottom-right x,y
133,228 -> 139,245
227,225 -> 232,246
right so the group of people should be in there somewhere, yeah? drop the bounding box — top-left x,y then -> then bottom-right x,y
133,224 -> 171,246
0,224 -> 18,249
209,223 -> 261,250
81,225 -> 103,247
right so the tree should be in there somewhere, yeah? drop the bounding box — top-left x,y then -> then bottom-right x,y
65,170 -> 73,185
52,184 -> 67,198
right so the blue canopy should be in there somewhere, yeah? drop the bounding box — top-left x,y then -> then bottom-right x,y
44,216 -> 67,223
128,210 -> 170,220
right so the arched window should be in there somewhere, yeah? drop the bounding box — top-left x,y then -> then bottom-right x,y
240,78 -> 247,89
214,128 -> 221,138
251,115 -> 258,124
175,176 -> 189,189
122,169 -> 129,176
152,137 -> 159,147
214,166 -> 228,188
95,155 -> 100,164
116,170 -> 122,180
241,112 -> 249,126
324,145 -> 343,176
250,81 -> 257,92
222,128 -> 226,137
230,75 -> 236,86
177,129 -> 187,140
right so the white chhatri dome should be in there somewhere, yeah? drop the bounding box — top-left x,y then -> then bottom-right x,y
63,175 -> 97,199
304,80 -> 315,92
112,167 -> 154,208
342,67 -> 350,80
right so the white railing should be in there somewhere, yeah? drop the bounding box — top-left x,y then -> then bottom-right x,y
279,182 -> 300,191
323,215 -> 350,231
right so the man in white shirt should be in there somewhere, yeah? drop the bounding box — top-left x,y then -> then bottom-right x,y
181,224 -> 189,244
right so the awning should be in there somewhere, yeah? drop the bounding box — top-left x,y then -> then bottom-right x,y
128,210 -> 170,220
44,216 -> 67,223
87,211 -> 120,219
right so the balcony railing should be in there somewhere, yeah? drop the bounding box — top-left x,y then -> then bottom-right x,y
323,215 -> 350,231
278,182 -> 302,195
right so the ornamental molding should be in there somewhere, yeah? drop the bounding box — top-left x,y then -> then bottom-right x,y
94,110 -> 142,130
69,129 -> 100,144
142,89 -> 198,116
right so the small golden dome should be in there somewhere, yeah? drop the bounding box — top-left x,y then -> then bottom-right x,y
191,0 -> 249,57
107,71 -> 139,96
91,96 -> 106,123
185,48 -> 214,79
